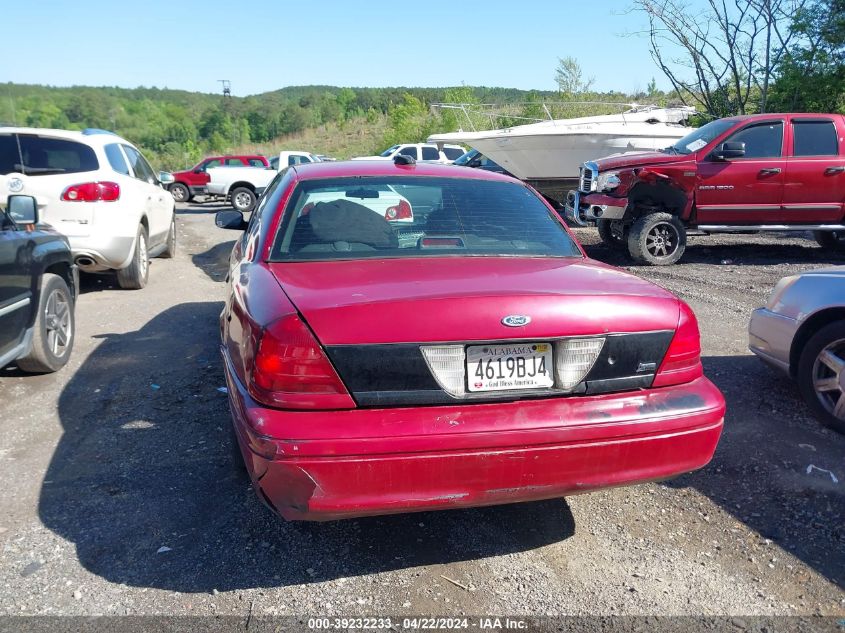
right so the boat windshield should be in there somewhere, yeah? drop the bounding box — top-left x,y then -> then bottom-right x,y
667,119 -> 736,155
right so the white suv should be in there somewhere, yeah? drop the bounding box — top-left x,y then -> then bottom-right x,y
353,143 -> 466,164
0,128 -> 176,289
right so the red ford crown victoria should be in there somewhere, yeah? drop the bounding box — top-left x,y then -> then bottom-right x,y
215,157 -> 725,521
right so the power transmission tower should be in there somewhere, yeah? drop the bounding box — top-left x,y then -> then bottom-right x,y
218,80 -> 231,98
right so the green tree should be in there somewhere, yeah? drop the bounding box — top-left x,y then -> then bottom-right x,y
768,0 -> 845,112
554,57 -> 594,97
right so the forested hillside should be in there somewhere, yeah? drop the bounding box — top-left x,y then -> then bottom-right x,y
0,83 -> 656,169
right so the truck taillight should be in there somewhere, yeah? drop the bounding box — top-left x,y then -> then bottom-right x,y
385,199 -> 412,221
652,301 -> 703,387
61,182 -> 120,202
248,314 -> 355,410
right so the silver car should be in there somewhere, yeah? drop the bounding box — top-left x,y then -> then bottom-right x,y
749,267 -> 845,433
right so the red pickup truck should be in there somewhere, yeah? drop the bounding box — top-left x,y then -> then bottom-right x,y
169,155 -> 269,203
566,113 -> 845,265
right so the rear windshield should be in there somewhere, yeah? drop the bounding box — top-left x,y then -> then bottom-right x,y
0,134 -> 99,175
270,176 -> 581,261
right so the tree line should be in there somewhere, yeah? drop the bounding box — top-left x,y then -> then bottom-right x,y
632,0 -> 843,117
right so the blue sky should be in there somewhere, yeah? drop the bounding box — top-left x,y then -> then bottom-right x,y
6,0 -> 668,95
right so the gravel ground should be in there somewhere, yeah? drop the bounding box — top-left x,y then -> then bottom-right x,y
0,203 -> 843,621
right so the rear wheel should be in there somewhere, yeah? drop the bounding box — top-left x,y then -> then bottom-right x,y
170,183 -> 191,203
231,187 -> 257,213
16,273 -> 75,373
597,219 -> 628,249
814,230 -> 845,251
627,212 -> 686,266
160,217 -> 176,259
797,321 -> 845,434
117,224 -> 149,289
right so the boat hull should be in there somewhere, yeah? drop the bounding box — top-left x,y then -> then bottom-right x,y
453,127 -> 688,181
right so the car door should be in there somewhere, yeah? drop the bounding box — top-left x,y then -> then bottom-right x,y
188,158 -> 220,191
122,145 -> 170,244
696,119 -> 786,224
0,209 -> 34,360
782,117 -> 845,223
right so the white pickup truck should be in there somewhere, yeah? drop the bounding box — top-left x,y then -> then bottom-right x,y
207,150 -> 319,212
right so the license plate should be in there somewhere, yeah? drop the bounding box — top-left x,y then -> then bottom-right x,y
466,343 -> 553,392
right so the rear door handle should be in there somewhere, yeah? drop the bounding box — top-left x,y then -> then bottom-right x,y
825,166 -> 845,175
759,168 -> 781,175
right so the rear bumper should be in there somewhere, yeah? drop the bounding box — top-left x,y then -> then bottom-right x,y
223,354 -> 725,521
69,235 -> 135,271
748,307 -> 797,374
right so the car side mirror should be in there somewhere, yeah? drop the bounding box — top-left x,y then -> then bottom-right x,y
215,210 -> 248,231
713,141 -> 746,161
159,171 -> 175,185
7,195 -> 38,226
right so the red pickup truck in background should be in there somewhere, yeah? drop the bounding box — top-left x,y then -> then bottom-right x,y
169,155 -> 269,203
566,113 -> 845,265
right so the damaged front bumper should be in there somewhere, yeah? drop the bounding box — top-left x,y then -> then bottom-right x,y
565,191 -> 628,226
222,353 -> 725,521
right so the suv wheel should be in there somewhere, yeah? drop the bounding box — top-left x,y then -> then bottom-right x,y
627,212 -> 686,265
160,217 -> 176,259
797,321 -> 845,434
16,273 -> 75,373
117,224 -> 149,290
813,230 -> 845,251
597,219 -> 628,249
231,187 -> 256,213
170,183 -> 191,203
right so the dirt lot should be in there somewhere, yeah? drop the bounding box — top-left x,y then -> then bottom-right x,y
0,202 -> 843,619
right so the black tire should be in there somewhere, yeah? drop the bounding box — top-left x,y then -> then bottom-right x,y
627,212 -> 686,265
597,218 -> 628,249
16,273 -> 75,373
117,224 -> 149,290
813,230 -> 845,251
160,216 -> 176,259
170,183 -> 191,203
797,321 -> 845,434
230,187 -> 257,213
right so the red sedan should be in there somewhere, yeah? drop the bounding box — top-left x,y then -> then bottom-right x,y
215,158 -> 725,521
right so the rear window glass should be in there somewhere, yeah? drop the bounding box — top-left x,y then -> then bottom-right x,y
105,143 -> 130,175
270,177 -> 581,261
0,135 -> 98,176
247,158 -> 266,167
793,120 -> 838,156
421,146 -> 440,161
443,147 -> 465,160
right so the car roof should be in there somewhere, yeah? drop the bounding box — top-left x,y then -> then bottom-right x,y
0,126 -> 133,147
290,160 -> 518,183
721,113 -> 844,123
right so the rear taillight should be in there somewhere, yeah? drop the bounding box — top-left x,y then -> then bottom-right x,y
385,199 -> 412,221
61,182 -> 120,202
249,314 -> 355,410
652,301 -> 703,387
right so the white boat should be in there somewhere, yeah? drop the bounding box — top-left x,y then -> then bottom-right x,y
427,104 -> 696,199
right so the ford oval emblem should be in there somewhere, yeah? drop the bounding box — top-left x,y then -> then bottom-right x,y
8,177 -> 23,193
502,315 -> 531,327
